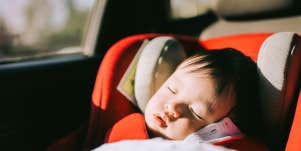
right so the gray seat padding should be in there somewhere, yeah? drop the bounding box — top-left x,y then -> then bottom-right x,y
135,36 -> 186,112
257,32 -> 301,150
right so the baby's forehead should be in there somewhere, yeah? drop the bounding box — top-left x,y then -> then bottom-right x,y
172,66 -> 218,94
173,66 -> 236,97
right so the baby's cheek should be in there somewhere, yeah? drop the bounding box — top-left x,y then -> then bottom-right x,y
149,97 -> 165,110
168,119 -> 200,139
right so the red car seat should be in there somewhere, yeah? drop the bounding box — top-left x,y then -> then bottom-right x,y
46,32 -> 300,151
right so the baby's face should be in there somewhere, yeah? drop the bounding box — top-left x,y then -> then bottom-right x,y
144,66 -> 235,140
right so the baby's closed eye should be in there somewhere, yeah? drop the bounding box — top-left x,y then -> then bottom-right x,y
167,85 -> 177,94
188,105 -> 205,121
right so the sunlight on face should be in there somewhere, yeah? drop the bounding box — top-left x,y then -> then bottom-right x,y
144,66 -> 236,140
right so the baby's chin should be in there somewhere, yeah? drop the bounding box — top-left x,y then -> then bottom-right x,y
148,128 -> 174,140
146,124 -> 188,140
158,132 -> 188,140
145,121 -> 168,139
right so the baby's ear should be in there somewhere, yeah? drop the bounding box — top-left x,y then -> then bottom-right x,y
135,36 -> 187,112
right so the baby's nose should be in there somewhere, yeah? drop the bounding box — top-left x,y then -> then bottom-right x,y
164,103 -> 182,119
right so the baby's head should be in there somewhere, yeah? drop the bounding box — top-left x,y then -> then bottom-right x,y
144,48 -> 261,140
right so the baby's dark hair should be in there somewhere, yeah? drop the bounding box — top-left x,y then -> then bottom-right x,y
179,48 -> 263,138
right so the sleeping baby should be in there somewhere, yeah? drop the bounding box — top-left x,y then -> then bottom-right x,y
93,48 -> 266,151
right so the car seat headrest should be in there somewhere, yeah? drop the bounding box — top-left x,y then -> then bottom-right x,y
135,36 -> 187,112
257,32 -> 301,149
209,0 -> 293,18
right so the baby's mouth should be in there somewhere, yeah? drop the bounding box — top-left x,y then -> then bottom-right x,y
153,114 -> 167,127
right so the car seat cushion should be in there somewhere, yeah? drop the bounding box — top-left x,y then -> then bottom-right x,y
134,36 -> 186,112
257,32 -> 301,149
104,113 -> 149,143
258,32 -> 293,124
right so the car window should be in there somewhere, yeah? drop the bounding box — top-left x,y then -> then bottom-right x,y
0,0 -> 96,63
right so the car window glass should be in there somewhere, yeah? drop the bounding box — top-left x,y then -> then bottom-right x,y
0,0 -> 96,63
